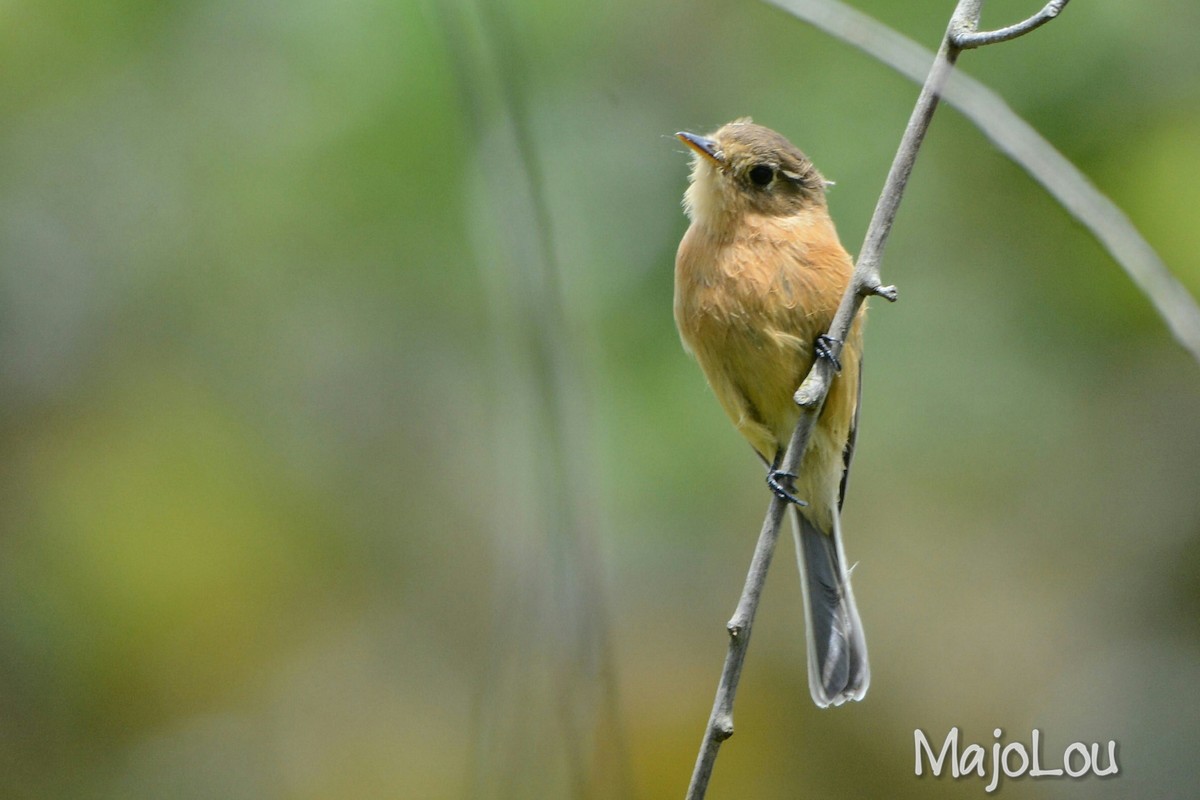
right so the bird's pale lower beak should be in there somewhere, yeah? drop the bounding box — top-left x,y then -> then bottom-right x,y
676,131 -> 723,167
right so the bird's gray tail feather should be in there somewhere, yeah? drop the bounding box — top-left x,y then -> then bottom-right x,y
791,506 -> 869,707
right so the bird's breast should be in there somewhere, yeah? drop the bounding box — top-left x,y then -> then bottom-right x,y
674,216 -> 836,356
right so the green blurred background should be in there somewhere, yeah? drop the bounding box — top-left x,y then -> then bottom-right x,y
1,0 -> 1198,797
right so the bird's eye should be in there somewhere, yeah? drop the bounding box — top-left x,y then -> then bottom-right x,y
748,164 -> 774,187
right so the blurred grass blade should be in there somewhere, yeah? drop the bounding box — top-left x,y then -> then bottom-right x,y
428,2 -> 631,798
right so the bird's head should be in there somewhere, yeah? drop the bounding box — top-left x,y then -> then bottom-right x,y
677,118 -> 829,232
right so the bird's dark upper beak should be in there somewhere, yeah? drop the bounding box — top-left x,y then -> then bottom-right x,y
676,131 -> 723,167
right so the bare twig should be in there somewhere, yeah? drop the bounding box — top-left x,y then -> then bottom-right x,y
950,0 -> 1070,50
684,497 -> 790,799
686,1 -> 1070,796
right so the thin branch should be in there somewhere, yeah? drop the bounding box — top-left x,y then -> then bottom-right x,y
767,0 -> 1200,362
951,0 -> 1070,50
684,498 -> 790,799
686,1 -> 1071,796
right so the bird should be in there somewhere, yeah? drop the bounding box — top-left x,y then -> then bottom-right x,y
674,118 -> 868,707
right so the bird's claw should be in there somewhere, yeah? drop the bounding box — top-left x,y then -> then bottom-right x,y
814,334 -> 842,372
767,469 -> 808,507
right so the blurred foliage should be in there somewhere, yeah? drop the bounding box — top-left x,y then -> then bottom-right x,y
0,0 -> 1198,798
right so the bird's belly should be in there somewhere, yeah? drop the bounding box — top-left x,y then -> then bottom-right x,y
680,299 -> 849,516
684,306 -> 811,456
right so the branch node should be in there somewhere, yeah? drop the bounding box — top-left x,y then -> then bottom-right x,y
794,363 -> 832,408
873,284 -> 899,302
726,620 -> 744,640
794,385 -> 822,409
714,716 -> 734,741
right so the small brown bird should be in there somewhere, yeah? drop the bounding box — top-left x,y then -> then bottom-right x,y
674,118 -> 868,707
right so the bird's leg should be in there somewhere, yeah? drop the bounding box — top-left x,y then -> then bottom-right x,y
768,462 -> 806,506
814,334 -> 842,372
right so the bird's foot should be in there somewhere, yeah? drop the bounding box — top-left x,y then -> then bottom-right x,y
766,469 -> 808,507
814,334 -> 842,372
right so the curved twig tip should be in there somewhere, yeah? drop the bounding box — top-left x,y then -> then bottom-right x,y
950,0 -> 1071,50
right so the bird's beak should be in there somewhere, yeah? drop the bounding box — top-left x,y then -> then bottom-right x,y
676,131 -> 724,167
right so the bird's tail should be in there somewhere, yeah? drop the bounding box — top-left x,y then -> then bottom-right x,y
791,505 -> 869,707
